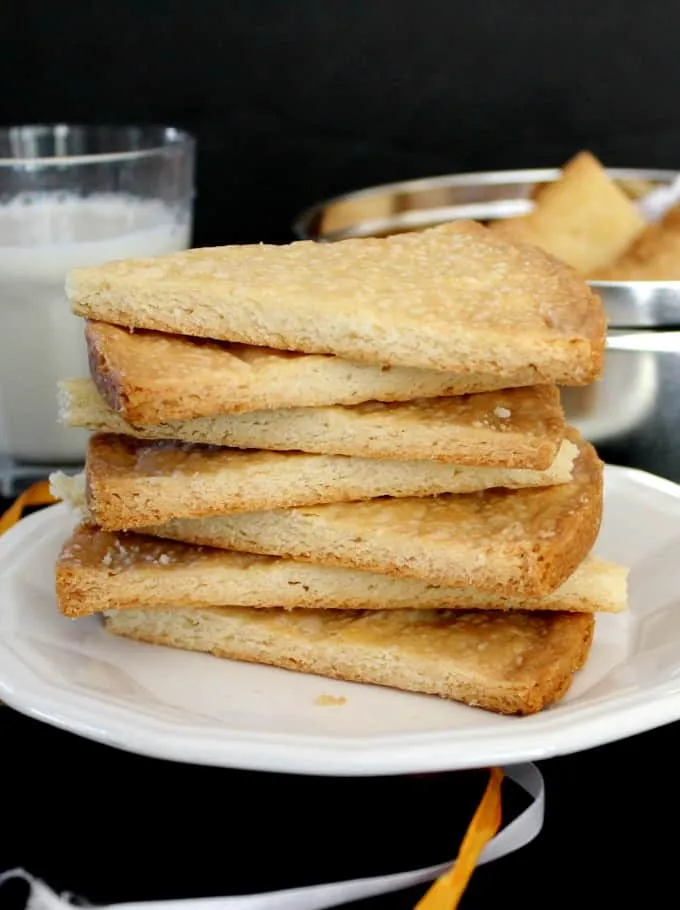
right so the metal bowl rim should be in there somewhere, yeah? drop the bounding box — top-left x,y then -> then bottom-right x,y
293,165 -> 680,239
293,166 -> 680,298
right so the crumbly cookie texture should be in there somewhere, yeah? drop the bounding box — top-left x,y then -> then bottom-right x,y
67,221 -> 606,381
104,605 -> 596,716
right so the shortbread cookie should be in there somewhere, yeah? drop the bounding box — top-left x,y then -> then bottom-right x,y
67,221 -> 605,383
104,605 -> 595,716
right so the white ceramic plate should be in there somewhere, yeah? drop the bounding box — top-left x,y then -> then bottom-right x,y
2,464 -> 680,776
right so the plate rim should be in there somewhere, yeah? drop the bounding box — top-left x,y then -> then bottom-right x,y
2,463 -> 680,775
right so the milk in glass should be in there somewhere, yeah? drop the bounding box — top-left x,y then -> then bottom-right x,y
0,192 -> 190,465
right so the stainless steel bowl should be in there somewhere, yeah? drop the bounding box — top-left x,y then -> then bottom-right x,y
293,168 -> 680,470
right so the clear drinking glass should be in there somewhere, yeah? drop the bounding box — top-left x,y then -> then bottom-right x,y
0,124 -> 195,496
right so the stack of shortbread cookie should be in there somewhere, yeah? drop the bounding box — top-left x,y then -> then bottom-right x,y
52,221 -> 627,715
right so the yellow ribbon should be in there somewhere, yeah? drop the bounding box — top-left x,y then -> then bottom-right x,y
0,479 -> 58,536
415,767 -> 504,909
0,482 -> 505,909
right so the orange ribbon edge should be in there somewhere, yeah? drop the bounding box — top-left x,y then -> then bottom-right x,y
0,479 -> 58,536
415,767 -> 504,910
0,484 -> 504,910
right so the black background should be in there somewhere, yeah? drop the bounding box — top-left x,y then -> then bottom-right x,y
3,0 -> 680,247
2,2 -> 680,907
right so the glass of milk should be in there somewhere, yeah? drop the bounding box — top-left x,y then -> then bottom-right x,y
0,124 -> 195,495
